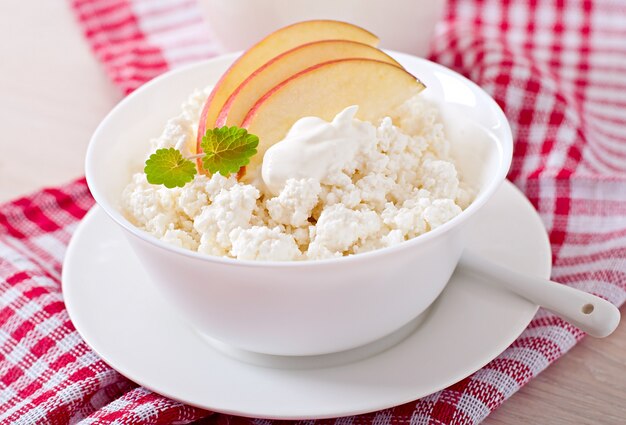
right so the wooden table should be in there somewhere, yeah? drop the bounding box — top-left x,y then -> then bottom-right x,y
1,2 -> 624,424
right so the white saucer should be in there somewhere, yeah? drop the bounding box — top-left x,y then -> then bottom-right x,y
62,181 -> 551,419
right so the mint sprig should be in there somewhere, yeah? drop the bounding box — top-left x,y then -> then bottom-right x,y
143,127 -> 258,188
201,126 -> 258,176
144,148 -> 197,188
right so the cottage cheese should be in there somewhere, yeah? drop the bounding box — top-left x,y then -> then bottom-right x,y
121,88 -> 473,261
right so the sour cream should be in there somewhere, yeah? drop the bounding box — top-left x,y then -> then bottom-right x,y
261,105 -> 375,195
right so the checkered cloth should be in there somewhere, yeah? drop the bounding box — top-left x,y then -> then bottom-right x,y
1,0 -> 625,423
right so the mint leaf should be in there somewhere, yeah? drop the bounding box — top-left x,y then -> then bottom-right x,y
144,148 -> 197,188
200,126 -> 258,176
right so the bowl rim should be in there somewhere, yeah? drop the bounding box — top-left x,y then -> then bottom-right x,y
85,51 -> 513,269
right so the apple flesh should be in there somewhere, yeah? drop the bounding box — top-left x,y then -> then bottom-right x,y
215,40 -> 401,128
241,58 -> 426,180
196,20 -> 379,160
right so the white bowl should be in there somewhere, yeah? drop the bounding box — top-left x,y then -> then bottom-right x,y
85,51 -> 512,356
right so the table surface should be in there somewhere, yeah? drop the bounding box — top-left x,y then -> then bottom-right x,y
1,2 -> 624,424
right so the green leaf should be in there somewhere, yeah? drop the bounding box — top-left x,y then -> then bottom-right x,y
200,126 -> 258,176
144,148 -> 197,188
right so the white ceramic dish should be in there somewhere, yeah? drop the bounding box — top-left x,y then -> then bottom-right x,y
63,181 -> 550,419
85,51 -> 512,356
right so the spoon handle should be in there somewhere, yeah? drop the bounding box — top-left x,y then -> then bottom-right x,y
459,250 -> 621,338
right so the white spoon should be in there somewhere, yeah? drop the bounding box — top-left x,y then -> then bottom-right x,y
460,250 -> 621,338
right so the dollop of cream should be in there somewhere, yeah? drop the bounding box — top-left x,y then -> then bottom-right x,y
261,105 -> 375,195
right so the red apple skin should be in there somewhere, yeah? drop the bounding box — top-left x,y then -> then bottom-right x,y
214,40 -> 402,128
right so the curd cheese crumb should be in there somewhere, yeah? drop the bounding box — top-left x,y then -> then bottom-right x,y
121,173 -> 184,238
230,227 -> 301,261
420,159 -> 459,199
194,183 -> 260,255
163,229 -> 199,251
308,205 -> 382,259
267,178 -> 321,227
424,199 -> 462,229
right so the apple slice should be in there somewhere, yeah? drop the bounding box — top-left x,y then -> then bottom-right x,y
197,20 -> 379,157
215,40 -> 402,128
241,58 -> 426,180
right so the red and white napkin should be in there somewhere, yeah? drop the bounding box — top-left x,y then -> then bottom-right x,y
1,0 -> 625,423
